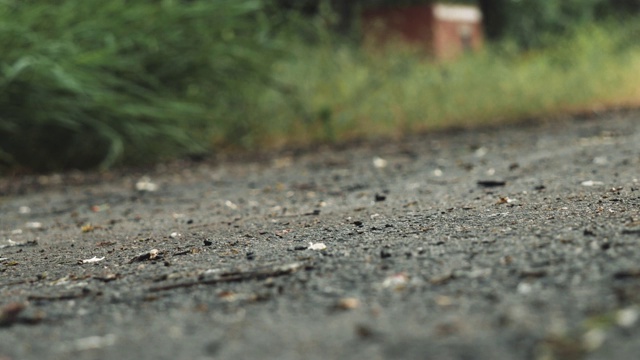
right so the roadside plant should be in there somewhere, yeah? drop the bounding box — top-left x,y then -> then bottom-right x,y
0,0 -> 278,171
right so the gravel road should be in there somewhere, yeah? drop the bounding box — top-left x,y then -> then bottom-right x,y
1,113 -> 639,360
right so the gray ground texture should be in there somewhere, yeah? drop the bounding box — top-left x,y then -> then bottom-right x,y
1,113 -> 639,360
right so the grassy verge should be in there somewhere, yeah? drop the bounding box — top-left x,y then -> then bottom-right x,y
253,22 -> 640,148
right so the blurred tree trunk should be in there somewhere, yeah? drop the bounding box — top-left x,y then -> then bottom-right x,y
478,0 -> 508,40
597,0 -> 640,17
331,0 -> 355,36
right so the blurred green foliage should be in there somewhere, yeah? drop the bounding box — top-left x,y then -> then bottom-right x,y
0,0 -> 639,173
255,21 -> 640,146
0,0 -> 279,171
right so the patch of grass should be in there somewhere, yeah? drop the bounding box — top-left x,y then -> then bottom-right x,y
0,0 -> 278,171
254,22 -> 640,147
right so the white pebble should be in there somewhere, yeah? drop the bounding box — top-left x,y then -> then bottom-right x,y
583,328 -> 606,351
517,282 -> 532,295
373,157 -> 388,169
581,180 -> 604,187
616,307 -> 639,328
308,242 -> 327,251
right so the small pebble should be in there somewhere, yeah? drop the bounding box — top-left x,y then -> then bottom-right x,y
583,328 -> 606,351
308,242 -> 327,251
616,307 -> 639,328
135,176 -> 158,192
26,222 -> 42,229
373,157 -> 387,169
517,282 -> 532,295
336,298 -> 360,310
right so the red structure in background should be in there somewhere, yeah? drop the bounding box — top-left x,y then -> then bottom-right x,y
362,3 -> 483,60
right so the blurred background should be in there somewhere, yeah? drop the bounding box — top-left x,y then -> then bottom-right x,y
1,0 -> 639,173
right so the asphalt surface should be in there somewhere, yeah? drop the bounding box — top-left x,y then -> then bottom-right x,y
1,113 -> 639,360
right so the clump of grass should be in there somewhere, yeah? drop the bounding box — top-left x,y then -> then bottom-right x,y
0,0 -> 278,172
256,22 -> 640,146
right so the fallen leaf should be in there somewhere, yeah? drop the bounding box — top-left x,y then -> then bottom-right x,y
0,302 -> 26,326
